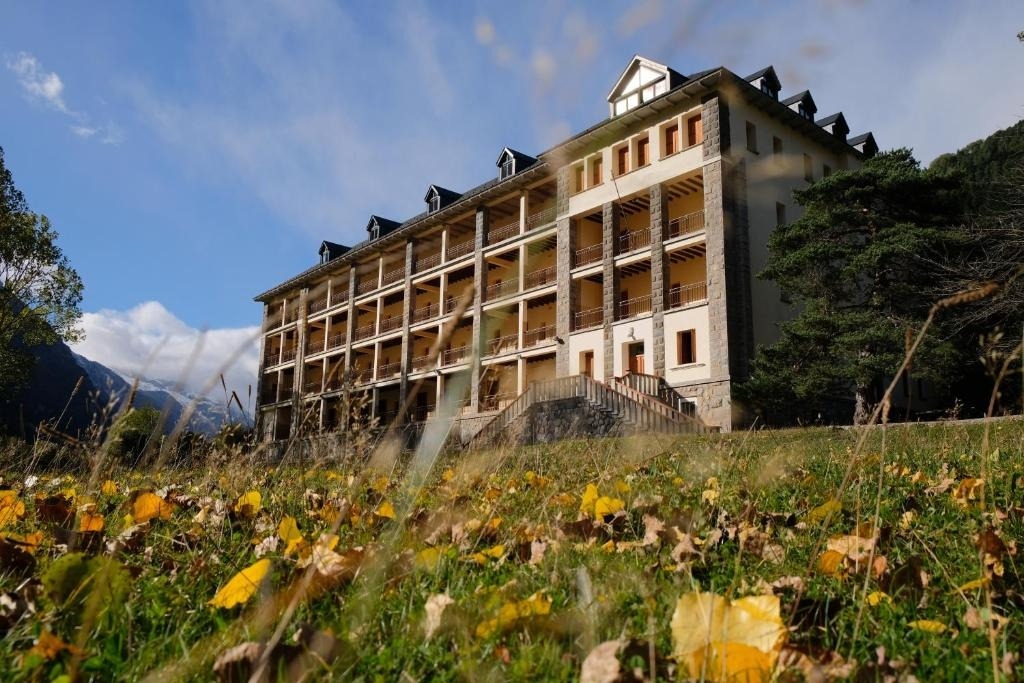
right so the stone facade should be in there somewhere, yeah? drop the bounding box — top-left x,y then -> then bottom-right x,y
601,202 -> 620,380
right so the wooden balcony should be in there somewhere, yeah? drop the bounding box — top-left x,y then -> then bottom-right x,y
378,361 -> 401,378
353,323 -> 375,342
416,252 -> 441,272
617,294 -> 652,320
526,206 -> 555,231
280,348 -> 297,363
326,333 -> 346,350
488,220 -> 519,245
442,345 -> 470,366
667,210 -> 705,239
485,278 -> 519,302
523,324 -> 556,348
446,238 -> 475,261
573,243 -> 602,268
412,301 -> 441,324
488,333 -> 518,356
412,354 -> 436,372
573,307 -> 602,331
356,279 -> 377,296
381,267 -> 405,286
668,281 -> 709,309
523,265 -> 556,290
308,296 -> 328,315
617,227 -> 651,255
379,314 -> 403,334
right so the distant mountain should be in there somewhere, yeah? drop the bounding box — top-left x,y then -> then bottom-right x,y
0,336 -> 251,441
71,352 -> 252,436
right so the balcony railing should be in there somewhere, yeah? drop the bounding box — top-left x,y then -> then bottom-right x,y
412,403 -> 437,423
523,324 -> 556,348
526,206 -> 556,231
442,345 -> 470,366
378,361 -> 401,378
284,310 -> 299,324
329,290 -> 349,308
326,333 -> 346,350
485,278 -> 519,301
264,314 -> 283,330
416,252 -> 441,272
446,238 -> 475,261
278,386 -> 294,401
667,210 -> 705,239
303,381 -> 322,395
263,350 -> 281,366
523,266 -> 556,290
668,281 -> 709,309
573,243 -> 602,268
379,314 -> 403,334
412,301 -> 441,324
353,323 -> 375,342
382,267 -> 405,286
617,227 -> 652,255
308,296 -> 328,315
573,307 -> 603,331
618,294 -> 652,320
356,279 -> 377,295
352,367 -> 374,384
305,338 -> 325,355
444,295 -> 462,314
488,333 -> 518,356
280,348 -> 297,363
411,354 -> 435,372
488,220 -> 519,244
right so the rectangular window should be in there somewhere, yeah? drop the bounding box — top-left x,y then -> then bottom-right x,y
590,156 -> 603,187
745,121 -> 757,153
616,145 -> 629,176
773,136 -> 783,158
581,351 -> 594,378
823,164 -> 832,177
637,136 -> 650,167
804,153 -> 813,182
573,164 -> 584,193
677,329 -> 696,365
687,115 -> 703,146
664,123 -> 680,156
776,202 -> 786,227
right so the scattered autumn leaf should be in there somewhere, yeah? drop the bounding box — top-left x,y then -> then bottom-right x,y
475,591 -> 552,638
209,558 -> 272,609
131,492 -> 174,524
233,491 -> 262,519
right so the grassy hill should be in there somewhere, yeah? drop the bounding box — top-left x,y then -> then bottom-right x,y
0,422 -> 1021,680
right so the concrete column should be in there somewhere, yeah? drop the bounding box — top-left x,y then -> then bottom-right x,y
517,299 -> 526,349
554,216 -> 575,375
517,357 -> 526,394
470,206 -> 489,411
601,202 -> 621,380
519,190 -> 529,235
650,183 -> 669,377
440,228 -> 448,265
343,266 -> 356,375
290,288 -> 309,435
399,240 -> 414,414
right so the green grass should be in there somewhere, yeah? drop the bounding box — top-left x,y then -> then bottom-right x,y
1,421 -> 1022,681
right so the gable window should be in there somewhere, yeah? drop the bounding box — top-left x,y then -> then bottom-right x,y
500,157 -> 515,180
428,194 -> 440,212
760,78 -> 771,96
589,155 -> 603,187
677,329 -> 696,365
745,121 -> 758,153
615,145 -> 630,176
370,225 -> 380,240
803,154 -> 813,182
637,136 -> 650,167
772,136 -> 783,159
664,123 -> 680,156
687,115 -> 703,146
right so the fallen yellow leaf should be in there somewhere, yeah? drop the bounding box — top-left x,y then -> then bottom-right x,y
375,500 -> 396,520
594,496 -> 625,520
0,491 -> 25,529
475,591 -> 552,638
865,591 -> 891,606
805,499 -> 842,524
78,511 -> 105,533
208,558 -> 272,608
131,492 -> 174,524
101,480 -> 118,496
671,591 -> 786,682
579,484 -> 599,516
908,619 -> 947,634
277,515 -> 306,556
234,491 -> 262,519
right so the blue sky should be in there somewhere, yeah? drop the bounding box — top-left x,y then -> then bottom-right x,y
1,1 -> 1022,398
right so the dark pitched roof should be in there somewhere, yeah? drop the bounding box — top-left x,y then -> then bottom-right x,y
424,184 -> 462,204
816,112 -> 850,138
848,132 -> 878,157
744,66 -> 781,93
781,89 -> 816,110
496,147 -> 538,168
318,240 -> 349,261
366,215 -> 402,237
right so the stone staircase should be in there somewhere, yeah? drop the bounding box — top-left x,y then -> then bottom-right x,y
470,373 -> 707,448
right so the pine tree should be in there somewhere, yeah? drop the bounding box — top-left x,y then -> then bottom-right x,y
739,149 -> 966,425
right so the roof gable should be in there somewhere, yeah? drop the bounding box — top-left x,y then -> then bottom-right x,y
817,112 -> 849,140
366,215 -> 402,239
744,66 -> 781,98
606,55 -> 683,117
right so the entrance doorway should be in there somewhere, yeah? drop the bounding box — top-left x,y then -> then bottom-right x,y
581,350 -> 595,378
626,342 -> 645,375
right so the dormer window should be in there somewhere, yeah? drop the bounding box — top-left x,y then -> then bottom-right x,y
500,158 -> 515,180
370,225 -> 380,240
607,56 -> 679,118
428,193 -> 440,213
760,78 -> 771,95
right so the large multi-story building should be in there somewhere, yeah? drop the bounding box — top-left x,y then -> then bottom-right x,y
253,55 -> 877,441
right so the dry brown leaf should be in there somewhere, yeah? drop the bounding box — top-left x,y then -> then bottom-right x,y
423,593 -> 455,639
580,639 -> 624,683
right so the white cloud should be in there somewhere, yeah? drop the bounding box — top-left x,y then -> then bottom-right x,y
70,301 -> 260,408
6,51 -> 124,145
